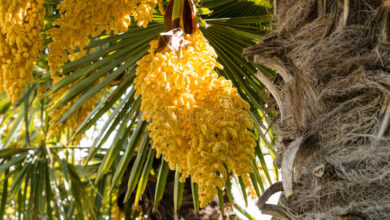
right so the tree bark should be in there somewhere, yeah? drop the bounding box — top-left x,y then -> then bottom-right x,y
244,0 -> 390,219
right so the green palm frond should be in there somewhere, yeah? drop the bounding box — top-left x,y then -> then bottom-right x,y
245,0 -> 273,8
0,146 -> 97,218
202,0 -> 272,18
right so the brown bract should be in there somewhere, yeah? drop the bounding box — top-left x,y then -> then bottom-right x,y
164,0 -> 198,34
155,28 -> 191,53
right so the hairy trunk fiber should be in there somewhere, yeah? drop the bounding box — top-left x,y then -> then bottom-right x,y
244,0 -> 390,219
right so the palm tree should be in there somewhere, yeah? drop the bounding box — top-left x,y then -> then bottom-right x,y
0,0 -> 278,219
244,0 -> 390,219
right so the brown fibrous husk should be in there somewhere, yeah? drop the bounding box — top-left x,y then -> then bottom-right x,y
244,0 -> 390,219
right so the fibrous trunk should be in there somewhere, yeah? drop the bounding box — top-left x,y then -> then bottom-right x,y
244,0 -> 390,219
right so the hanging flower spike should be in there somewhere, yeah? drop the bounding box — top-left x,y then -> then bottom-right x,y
134,31 -> 256,207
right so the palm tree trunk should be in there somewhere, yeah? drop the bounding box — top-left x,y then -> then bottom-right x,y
244,0 -> 390,219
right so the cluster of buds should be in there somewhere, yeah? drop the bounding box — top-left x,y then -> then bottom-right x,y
135,30 -> 256,206
0,0 -> 44,102
48,0 -> 162,76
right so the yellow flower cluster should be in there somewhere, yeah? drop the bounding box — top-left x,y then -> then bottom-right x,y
135,32 -> 256,206
157,0 -> 165,15
133,0 -> 158,28
48,0 -> 159,76
0,0 -> 44,102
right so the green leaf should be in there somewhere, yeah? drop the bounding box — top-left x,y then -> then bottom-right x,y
134,148 -> 155,206
47,161 -> 66,217
238,176 -> 248,206
9,162 -> 30,195
61,38 -> 134,74
123,130 -> 150,202
86,23 -> 164,49
95,175 -> 106,217
56,61 -> 135,124
2,112 -> 23,149
50,46 -> 134,111
217,187 -> 225,216
249,172 -> 261,197
44,160 -> 54,220
56,155 -> 73,200
234,204 -> 256,220
203,0 -> 270,18
174,166 -> 184,212
248,110 -> 274,151
153,158 -> 169,211
72,82 -> 134,140
191,179 -> 200,213
252,160 -> 265,192
95,109 -> 140,183
27,163 -> 37,217
0,99 -> 11,115
255,142 -> 272,184
205,15 -> 273,25
68,163 -> 96,218
55,45 -> 149,124
0,148 -> 30,158
85,88 -> 138,162
38,161 -> 45,217
23,85 -> 31,147
224,176 -> 234,208
0,169 -> 9,220
110,117 -> 146,192
0,153 -> 28,173
246,0 -> 273,8
204,29 -> 267,112
46,24 -> 163,99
